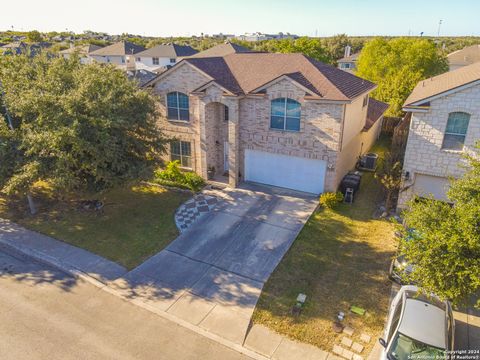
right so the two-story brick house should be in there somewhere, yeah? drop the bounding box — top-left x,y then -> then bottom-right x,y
398,62 -> 480,208
145,52 -> 387,194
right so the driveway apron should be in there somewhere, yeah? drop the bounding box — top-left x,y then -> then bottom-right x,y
114,183 -> 318,344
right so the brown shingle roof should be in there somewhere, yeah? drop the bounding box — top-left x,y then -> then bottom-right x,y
447,45 -> 480,67
185,53 -> 376,100
89,41 -> 145,56
365,98 -> 389,130
136,44 -> 198,58
191,42 -> 252,58
404,62 -> 480,106
59,44 -> 102,55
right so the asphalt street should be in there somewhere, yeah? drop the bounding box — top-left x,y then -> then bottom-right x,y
0,248 -> 251,360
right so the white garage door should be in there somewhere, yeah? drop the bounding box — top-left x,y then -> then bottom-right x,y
413,174 -> 450,201
244,149 -> 326,194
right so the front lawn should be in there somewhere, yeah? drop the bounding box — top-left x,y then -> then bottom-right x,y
253,137 -> 397,353
0,183 -> 189,269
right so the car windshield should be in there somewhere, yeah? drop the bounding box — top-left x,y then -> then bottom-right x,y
387,333 -> 445,360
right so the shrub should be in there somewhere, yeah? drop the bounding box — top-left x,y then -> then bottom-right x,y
183,172 -> 205,192
154,161 -> 183,182
154,161 -> 205,192
319,192 -> 344,209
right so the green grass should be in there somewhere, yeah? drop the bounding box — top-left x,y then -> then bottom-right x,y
0,184 -> 189,269
252,137 -> 397,352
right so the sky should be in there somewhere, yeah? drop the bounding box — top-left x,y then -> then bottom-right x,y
1,0 -> 479,37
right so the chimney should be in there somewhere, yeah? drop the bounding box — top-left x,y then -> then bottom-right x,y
344,45 -> 351,58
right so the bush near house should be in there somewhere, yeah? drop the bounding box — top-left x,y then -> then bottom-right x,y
154,161 -> 205,192
319,192 -> 344,209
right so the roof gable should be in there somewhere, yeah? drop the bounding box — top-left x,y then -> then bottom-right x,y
404,62 -> 480,107
250,73 -> 321,97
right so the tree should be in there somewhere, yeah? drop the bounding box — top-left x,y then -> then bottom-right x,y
0,54 -> 165,207
356,38 -> 448,116
400,144 -> 480,307
255,37 -> 331,63
322,34 -> 364,61
375,151 -> 403,212
26,30 -> 43,43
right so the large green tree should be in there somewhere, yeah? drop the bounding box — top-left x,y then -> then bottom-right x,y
0,54 -> 165,206
26,30 -> 43,43
254,37 -> 331,63
400,145 -> 480,307
356,38 -> 448,116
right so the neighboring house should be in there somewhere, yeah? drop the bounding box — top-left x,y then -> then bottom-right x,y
134,44 -> 198,72
59,44 -> 103,64
0,42 -> 27,55
398,62 -> 480,208
0,41 -> 50,56
337,46 -> 359,73
447,44 -> 480,71
145,53 -> 388,194
191,41 -> 252,58
126,69 -> 158,87
89,41 -> 145,69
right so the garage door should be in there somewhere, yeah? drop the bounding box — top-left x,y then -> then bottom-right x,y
244,149 -> 326,194
413,174 -> 450,201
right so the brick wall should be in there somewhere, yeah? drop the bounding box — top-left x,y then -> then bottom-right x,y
153,67 -> 373,193
398,84 -> 480,208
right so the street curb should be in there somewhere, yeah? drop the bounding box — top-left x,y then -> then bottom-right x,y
0,240 -> 107,289
0,239 -> 269,360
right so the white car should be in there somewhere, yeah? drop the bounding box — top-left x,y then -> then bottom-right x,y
379,285 -> 455,360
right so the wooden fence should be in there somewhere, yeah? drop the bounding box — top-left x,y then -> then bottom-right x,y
381,116 -> 403,135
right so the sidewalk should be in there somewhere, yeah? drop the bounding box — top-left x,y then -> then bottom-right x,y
0,217 -> 373,360
0,218 -> 127,283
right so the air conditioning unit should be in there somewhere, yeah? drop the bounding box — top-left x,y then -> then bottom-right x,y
356,153 -> 378,171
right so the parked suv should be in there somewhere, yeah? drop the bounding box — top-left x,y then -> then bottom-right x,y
379,285 -> 455,360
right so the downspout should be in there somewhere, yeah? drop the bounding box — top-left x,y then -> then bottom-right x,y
339,103 -> 346,152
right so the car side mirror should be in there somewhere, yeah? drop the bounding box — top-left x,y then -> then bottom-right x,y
378,338 -> 387,348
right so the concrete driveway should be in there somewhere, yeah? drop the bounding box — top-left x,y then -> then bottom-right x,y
113,183 -> 318,344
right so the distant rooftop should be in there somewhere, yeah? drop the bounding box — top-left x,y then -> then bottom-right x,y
89,41 -> 145,56
136,43 -> 198,58
190,41 -> 252,58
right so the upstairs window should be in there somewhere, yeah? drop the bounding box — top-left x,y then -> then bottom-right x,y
152,57 -> 159,65
362,95 -> 368,108
224,105 -> 229,121
170,58 -> 176,64
442,112 -> 470,150
167,92 -> 189,121
270,98 -> 301,131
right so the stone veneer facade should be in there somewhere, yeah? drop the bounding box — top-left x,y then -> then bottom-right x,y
153,62 -> 379,192
398,84 -> 480,208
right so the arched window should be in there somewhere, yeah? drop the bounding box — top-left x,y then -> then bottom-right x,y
270,98 -> 301,131
442,112 -> 470,150
167,92 -> 189,121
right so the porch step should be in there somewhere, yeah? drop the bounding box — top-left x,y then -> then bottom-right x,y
206,180 -> 229,190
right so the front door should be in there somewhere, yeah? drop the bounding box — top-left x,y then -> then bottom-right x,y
224,141 -> 229,173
